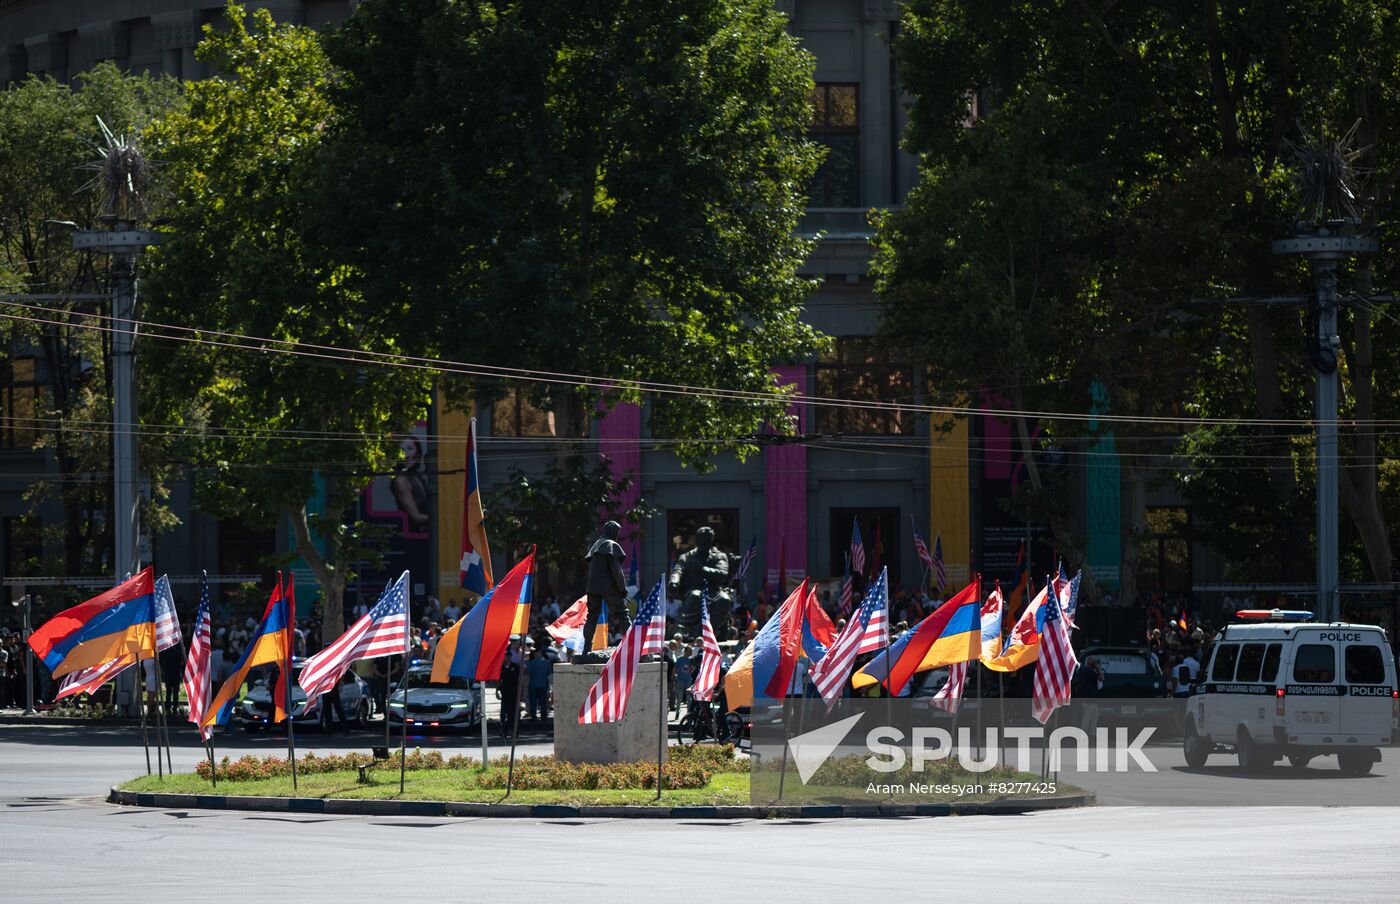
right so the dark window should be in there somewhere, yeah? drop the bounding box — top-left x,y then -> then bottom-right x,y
666,509 -> 739,565
2,514 -> 42,576
491,387 -> 588,438
814,337 -> 913,435
1261,643 -> 1282,682
0,356 -> 40,448
1292,644 -> 1336,683
808,83 -> 859,207
1210,644 -> 1239,682
1137,507 -> 1191,596
1235,644 -> 1266,683
1345,645 -> 1386,685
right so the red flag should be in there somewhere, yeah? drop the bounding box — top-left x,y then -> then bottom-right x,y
763,579 -> 809,698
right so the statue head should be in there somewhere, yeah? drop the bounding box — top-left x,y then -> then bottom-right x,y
695,526 -> 715,553
601,520 -> 621,541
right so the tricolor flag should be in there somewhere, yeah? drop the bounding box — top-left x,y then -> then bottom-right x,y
723,579 -> 810,711
459,417 -> 493,596
204,575 -> 294,727
28,568 -> 159,679
52,571 -> 180,702
579,577 -> 666,724
691,590 -> 723,702
434,549 -> 535,682
854,576 -> 981,696
984,582 -> 1049,673
182,573 -> 215,741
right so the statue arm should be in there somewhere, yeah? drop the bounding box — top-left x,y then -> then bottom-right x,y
702,553 -> 730,582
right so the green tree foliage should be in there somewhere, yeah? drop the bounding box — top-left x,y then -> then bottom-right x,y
310,0 -> 827,465
144,7 -> 431,640
0,64 -> 182,576
876,0 -> 1400,591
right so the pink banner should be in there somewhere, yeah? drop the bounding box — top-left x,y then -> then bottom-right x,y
765,365 -> 808,591
597,400 -> 641,539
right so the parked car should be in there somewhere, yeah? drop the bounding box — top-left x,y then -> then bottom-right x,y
387,665 -> 480,731
1081,646 -> 1172,722
237,660 -> 371,730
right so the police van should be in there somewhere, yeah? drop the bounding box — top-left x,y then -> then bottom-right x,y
1182,610 -> 1397,774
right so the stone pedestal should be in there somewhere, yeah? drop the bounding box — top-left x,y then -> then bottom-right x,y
553,661 -> 668,764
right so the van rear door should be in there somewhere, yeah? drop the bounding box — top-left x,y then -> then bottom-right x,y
1340,635 -> 1393,743
1285,636 -> 1342,744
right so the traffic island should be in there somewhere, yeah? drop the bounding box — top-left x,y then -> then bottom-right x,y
109,745 -> 1092,818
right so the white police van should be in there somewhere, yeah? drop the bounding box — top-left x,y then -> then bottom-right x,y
1182,610 -> 1397,774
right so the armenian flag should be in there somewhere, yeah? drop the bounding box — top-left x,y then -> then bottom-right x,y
724,579 -> 810,711
27,568 -> 157,678
433,548 -> 535,683
801,584 -> 838,664
459,417 -> 493,596
203,575 -> 294,727
984,582 -> 1050,673
853,577 -> 981,695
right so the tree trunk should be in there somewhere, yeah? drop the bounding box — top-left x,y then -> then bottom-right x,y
1338,298 -> 1393,582
287,502 -> 345,646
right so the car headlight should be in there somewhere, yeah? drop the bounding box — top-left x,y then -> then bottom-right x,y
449,702 -> 472,709
388,701 -> 405,709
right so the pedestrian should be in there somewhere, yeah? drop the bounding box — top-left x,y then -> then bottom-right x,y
525,648 -> 552,721
159,642 -> 183,714
320,678 -> 348,733
1076,656 -> 1104,739
498,652 -> 521,739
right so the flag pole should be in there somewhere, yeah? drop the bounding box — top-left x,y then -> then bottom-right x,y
136,651 -> 151,775
284,574 -> 298,792
655,647 -> 666,802
504,638 -> 527,797
479,679 -> 489,770
399,648 -> 409,795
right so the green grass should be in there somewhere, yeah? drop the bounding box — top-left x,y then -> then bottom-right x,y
121,767 -> 753,806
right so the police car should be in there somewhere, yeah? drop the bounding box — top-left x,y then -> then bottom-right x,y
1182,609 -> 1397,774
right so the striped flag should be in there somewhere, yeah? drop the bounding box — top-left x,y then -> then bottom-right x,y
182,573 -> 214,741
579,577 -> 666,724
299,570 -> 411,709
931,661 -> 967,714
691,591 -> 722,701
912,518 -> 934,572
933,533 -> 947,597
810,567 -> 889,706
837,555 -> 854,618
734,537 -> 758,585
1062,567 -> 1082,628
55,656 -> 133,701
849,517 -> 865,576
56,573 -> 181,702
1032,583 -> 1078,724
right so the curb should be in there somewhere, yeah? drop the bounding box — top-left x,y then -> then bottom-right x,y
1,715 -> 145,726
107,786 -> 1093,819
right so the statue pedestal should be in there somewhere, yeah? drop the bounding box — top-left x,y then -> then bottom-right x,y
552,661 -> 668,765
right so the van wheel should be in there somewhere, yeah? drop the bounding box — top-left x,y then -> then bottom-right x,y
1337,750 -> 1374,776
1182,720 -> 1210,768
1236,727 -> 1266,772
1287,754 -> 1313,769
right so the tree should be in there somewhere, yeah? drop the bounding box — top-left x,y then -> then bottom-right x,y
877,0 -> 1400,593
0,64 -> 182,577
309,0 -> 828,465
144,7 -> 431,642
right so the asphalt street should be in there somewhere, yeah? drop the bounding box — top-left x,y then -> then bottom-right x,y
4,722 -> 1400,902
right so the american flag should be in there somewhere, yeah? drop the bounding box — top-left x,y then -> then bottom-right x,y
1061,565 -> 1081,627
298,570 -> 411,709
691,591 -> 722,701
933,533 -> 947,597
1032,585 -> 1078,724
931,660 -> 967,714
912,518 -> 934,572
837,557 -> 854,618
579,577 -> 665,724
182,573 -> 214,741
56,573 -> 182,702
734,537 -> 758,585
810,567 -> 889,706
849,517 -> 865,576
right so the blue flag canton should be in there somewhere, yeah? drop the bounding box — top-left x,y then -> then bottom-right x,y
1043,587 -> 1063,625
636,579 -> 664,626
371,575 -> 408,620
858,573 -> 887,627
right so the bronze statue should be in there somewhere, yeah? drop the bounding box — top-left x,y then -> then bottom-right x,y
669,526 -> 732,637
582,520 -> 629,655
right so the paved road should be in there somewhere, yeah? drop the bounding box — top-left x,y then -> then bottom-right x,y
5,723 -> 1400,902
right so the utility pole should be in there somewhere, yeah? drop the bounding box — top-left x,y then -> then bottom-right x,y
1271,229 -> 1376,623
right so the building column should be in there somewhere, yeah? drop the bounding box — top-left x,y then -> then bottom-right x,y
861,0 -> 899,208
153,11 -> 200,79
77,22 -> 129,71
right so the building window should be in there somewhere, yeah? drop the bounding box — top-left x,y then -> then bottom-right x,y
0,356 -> 40,449
829,508 -> 901,590
814,337 -> 913,434
3,514 -> 43,576
1138,507 -> 1190,596
490,387 -> 588,438
808,83 -> 859,207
